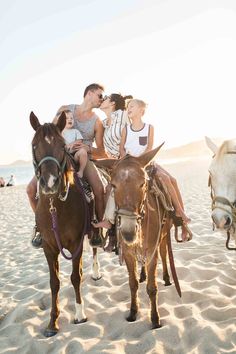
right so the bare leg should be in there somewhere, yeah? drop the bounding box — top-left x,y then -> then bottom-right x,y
74,148 -> 88,178
84,160 -> 105,221
92,189 -> 115,229
155,166 -> 190,222
155,170 -> 191,241
26,176 -> 38,212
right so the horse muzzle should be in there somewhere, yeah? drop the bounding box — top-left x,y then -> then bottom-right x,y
212,210 -> 232,230
40,174 -> 60,195
116,209 -> 141,245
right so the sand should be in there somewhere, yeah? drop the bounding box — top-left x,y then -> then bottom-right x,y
0,157 -> 236,354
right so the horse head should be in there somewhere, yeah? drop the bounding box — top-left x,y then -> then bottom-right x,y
206,136 -> 236,232
30,111 -> 68,195
95,143 -> 164,245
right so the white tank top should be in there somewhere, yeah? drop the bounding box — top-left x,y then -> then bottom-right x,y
124,124 -> 150,157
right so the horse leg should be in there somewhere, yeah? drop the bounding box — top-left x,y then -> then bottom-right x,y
91,247 -> 102,280
139,264 -> 147,283
124,253 -> 139,322
159,235 -> 171,286
146,251 -> 161,329
44,249 -> 60,337
71,255 -> 88,324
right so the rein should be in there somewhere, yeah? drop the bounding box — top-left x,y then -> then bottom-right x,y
49,174 -> 90,260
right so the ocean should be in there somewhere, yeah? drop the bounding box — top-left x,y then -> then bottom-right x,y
0,164 -> 34,186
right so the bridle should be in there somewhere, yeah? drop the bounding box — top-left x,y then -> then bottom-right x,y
209,151 -> 236,250
32,146 -> 67,180
32,145 -> 70,202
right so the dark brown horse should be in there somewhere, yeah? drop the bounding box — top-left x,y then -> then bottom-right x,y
30,111 -> 100,337
95,146 -> 175,329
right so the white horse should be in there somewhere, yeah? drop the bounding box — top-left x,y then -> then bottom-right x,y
205,137 -> 236,249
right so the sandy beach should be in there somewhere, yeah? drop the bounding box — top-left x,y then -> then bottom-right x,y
0,157 -> 236,354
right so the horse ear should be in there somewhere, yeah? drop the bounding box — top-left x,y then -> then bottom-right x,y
93,158 -> 117,170
30,111 -> 41,131
205,136 -> 218,155
57,111 -> 67,132
136,142 -> 165,167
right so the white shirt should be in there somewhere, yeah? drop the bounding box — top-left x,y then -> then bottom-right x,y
103,110 -> 129,158
62,128 -> 83,145
124,124 -> 150,157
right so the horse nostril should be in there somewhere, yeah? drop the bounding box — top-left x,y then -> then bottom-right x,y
225,216 -> 232,227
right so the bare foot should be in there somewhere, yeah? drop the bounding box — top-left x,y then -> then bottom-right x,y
92,220 -> 112,229
175,210 -> 191,224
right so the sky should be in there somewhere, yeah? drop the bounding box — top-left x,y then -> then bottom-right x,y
1,0 -> 236,164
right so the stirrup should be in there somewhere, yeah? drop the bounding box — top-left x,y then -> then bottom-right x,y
174,223 -> 193,243
169,210 -> 184,227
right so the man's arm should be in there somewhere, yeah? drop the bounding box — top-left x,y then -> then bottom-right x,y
52,105 -> 68,124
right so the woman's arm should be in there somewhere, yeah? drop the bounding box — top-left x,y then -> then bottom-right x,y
91,118 -> 106,159
119,126 -> 127,158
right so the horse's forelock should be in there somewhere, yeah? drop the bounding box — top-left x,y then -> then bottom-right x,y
113,156 -> 145,180
32,123 -> 65,146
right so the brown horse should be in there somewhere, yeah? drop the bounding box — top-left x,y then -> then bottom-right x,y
95,145 -> 174,329
30,111 -> 100,337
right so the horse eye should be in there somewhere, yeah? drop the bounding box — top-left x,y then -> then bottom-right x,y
111,183 -> 116,189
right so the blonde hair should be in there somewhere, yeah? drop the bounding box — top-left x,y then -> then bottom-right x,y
128,99 -> 147,109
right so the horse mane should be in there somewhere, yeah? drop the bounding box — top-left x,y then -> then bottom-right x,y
216,139 -> 236,161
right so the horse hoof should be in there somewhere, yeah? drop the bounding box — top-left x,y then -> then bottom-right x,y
164,280 -> 171,286
91,275 -> 102,281
151,322 -> 162,329
126,314 -> 137,322
44,328 -> 58,337
74,317 -> 87,324
139,275 -> 146,283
